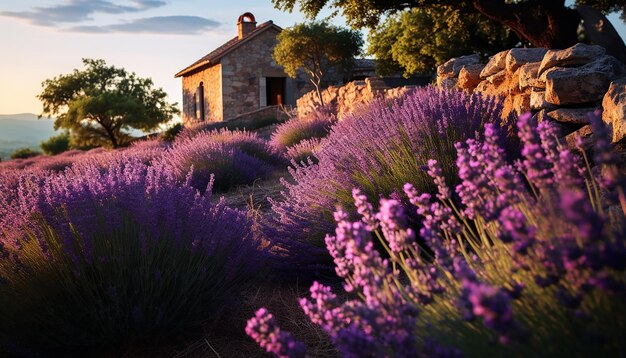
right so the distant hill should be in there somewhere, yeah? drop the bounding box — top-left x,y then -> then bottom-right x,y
0,113 -> 58,160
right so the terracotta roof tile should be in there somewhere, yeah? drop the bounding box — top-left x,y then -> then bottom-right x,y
175,21 -> 280,77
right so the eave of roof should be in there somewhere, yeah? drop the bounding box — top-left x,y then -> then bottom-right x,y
175,21 -> 282,78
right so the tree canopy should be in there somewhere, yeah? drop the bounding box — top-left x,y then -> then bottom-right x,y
272,0 -> 625,49
273,21 -> 363,105
369,6 -> 519,76
38,59 -> 179,149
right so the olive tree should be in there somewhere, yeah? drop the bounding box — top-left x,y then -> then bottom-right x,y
38,59 -> 179,148
273,21 -> 363,105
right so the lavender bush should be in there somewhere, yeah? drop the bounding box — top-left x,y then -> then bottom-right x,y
0,157 -> 263,352
285,137 -> 322,164
159,129 -> 284,192
248,112 -> 625,356
270,106 -> 337,151
268,87 -> 513,254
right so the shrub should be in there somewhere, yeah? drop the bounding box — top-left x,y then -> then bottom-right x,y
161,122 -> 183,141
10,147 -> 40,159
40,131 -> 70,155
248,112 -> 626,356
286,137 -> 322,164
159,129 -> 284,192
0,157 -> 262,353
270,106 -> 337,150
268,87 -> 513,253
178,116 -> 284,141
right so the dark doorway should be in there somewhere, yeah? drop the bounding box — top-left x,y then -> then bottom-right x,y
266,77 -> 286,106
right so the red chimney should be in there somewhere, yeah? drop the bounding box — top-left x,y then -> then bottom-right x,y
238,12 -> 257,40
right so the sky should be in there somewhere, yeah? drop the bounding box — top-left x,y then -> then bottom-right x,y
0,0 -> 624,118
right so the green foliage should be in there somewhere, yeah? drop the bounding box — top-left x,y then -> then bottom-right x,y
273,21 -> 363,105
0,214 -> 252,352
273,0 -> 624,29
40,131 -> 70,155
38,59 -> 179,149
10,147 -> 40,159
161,123 -> 183,142
368,6 -> 518,76
273,0 -> 624,49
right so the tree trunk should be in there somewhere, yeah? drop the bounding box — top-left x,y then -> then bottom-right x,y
472,0 -> 581,49
104,124 -> 119,148
311,78 -> 325,107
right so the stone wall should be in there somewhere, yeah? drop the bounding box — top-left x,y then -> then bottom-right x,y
437,43 -> 626,144
223,105 -> 288,123
296,77 -> 419,119
181,64 -> 222,126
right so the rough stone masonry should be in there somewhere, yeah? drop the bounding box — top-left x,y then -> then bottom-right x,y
437,43 -> 626,146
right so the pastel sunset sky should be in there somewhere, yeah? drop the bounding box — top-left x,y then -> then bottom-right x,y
0,0 -> 624,118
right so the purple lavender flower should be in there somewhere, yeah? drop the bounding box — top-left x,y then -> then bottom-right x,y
427,159 -> 451,201
518,113 -> 553,191
352,188 -> 378,230
376,198 -> 415,253
246,308 -> 306,358
459,279 -> 518,344
560,190 -> 603,241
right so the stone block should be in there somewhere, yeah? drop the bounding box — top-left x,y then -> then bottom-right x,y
565,125 -> 594,150
518,62 -> 542,90
437,54 -> 481,78
457,63 -> 485,91
547,107 -> 599,124
480,50 -> 509,78
538,43 -> 606,75
602,77 -> 626,142
438,76 -> 458,90
543,55 -> 625,105
505,48 -> 548,73
530,90 -> 556,111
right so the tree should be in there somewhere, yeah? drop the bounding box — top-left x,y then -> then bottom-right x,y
38,59 -> 179,149
273,21 -> 363,105
40,131 -> 70,155
272,0 -> 625,49
369,6 -> 519,76
11,148 -> 40,159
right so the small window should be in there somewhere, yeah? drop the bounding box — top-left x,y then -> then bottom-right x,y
195,82 -> 205,121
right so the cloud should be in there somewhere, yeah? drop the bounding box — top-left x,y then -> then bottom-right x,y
69,16 -> 220,34
0,0 -> 167,26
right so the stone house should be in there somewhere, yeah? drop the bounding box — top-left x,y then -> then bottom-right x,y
175,13 -> 312,125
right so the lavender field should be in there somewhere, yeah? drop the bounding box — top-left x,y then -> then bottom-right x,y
0,88 -> 625,357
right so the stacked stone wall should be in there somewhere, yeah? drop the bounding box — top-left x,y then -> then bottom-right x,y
437,43 -> 626,144
296,77 -> 418,119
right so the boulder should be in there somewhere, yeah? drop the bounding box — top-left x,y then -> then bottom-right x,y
480,50 -> 509,78
602,78 -> 626,142
437,54 -> 481,78
506,48 -> 548,73
547,107 -> 599,124
544,55 -> 625,106
538,43 -> 606,75
457,63 -> 485,91
518,62 -> 543,90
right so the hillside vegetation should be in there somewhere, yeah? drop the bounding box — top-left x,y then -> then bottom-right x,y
0,88 -> 624,357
